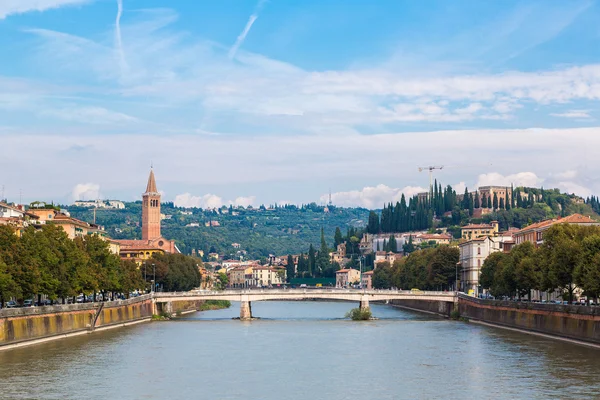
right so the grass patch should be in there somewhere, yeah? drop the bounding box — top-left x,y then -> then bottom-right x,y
346,308 -> 373,321
200,300 -> 232,311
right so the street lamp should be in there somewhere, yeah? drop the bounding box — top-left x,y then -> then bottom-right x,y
455,261 -> 460,294
143,262 -> 147,293
152,263 -> 156,293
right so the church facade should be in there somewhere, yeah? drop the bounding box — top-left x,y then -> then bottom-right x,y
115,169 -> 179,263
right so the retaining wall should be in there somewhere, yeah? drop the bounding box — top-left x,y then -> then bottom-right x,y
0,295 -> 202,349
389,299 -> 456,317
458,294 -> 600,344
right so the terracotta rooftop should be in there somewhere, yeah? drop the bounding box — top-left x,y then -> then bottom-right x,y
336,268 -> 358,273
462,223 -> 495,229
516,213 -> 597,234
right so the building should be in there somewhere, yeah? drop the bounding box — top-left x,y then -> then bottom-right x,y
459,237 -> 501,296
461,221 -> 499,240
229,265 -> 255,288
73,199 -> 125,209
336,268 -> 361,288
330,242 -> 347,264
477,186 -> 512,204
0,202 -> 39,236
418,233 -> 452,245
249,266 -> 286,287
375,251 -> 402,266
361,270 -> 374,289
513,213 -> 599,247
114,169 -> 179,261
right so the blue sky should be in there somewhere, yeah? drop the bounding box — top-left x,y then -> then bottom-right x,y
1,0 -> 600,208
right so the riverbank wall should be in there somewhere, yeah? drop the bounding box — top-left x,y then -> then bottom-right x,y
458,294 -> 600,345
0,295 -> 202,350
389,298 -> 456,317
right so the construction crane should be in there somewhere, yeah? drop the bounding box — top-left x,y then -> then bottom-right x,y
418,165 -> 444,192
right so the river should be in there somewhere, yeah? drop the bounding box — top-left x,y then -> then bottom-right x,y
1,301 -> 600,399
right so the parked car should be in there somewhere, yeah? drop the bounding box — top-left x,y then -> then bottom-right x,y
5,300 -> 17,308
23,299 -> 34,307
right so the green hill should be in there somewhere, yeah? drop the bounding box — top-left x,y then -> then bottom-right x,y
66,203 -> 369,259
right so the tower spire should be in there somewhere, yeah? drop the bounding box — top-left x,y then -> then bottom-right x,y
145,168 -> 158,194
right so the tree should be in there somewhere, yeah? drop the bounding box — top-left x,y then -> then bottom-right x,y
316,228 -> 331,276
215,272 -> 229,290
366,212 -> 380,234
308,244 -> 316,277
493,193 -> 499,210
511,242 -> 540,300
474,191 -> 480,208
387,235 -> 397,253
286,254 -> 295,280
373,262 -> 391,289
499,197 -> 505,210
487,196 -> 492,209
403,235 -> 415,254
334,227 -> 344,248
575,235 -> 600,302
542,224 -> 583,303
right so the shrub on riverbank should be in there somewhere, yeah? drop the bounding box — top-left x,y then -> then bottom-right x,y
346,308 -> 372,321
200,300 -> 231,311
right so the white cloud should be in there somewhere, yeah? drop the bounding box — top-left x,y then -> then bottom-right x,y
476,172 -> 543,188
556,181 -> 592,198
71,183 -> 100,201
554,170 -> 578,180
453,182 -> 467,194
41,106 -> 138,124
550,110 -> 592,119
174,193 -> 256,209
0,0 -> 90,19
322,184 -> 427,209
228,0 -> 267,59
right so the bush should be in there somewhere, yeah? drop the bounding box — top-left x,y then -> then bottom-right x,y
450,309 -> 461,320
346,308 -> 372,321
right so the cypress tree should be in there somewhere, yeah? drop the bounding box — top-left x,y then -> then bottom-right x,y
286,254 -> 295,280
499,197 -> 505,209
474,191 -> 480,208
487,196 -> 492,209
505,191 -> 510,210
493,193 -> 498,210
510,184 -> 515,208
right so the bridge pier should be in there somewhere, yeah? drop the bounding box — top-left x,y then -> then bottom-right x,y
360,295 -> 370,312
240,301 -> 252,320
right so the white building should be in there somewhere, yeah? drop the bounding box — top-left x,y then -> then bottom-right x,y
459,237 -> 501,296
72,200 -> 125,209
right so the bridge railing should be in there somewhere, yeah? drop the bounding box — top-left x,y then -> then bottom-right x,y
153,289 -> 456,298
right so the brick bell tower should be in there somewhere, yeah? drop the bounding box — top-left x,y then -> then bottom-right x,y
142,168 -> 161,241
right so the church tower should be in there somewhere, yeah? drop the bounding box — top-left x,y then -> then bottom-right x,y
142,168 -> 161,241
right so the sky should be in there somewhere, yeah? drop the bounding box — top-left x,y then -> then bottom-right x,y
1,0 -> 600,209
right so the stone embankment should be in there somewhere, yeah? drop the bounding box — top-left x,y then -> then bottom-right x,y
389,298 -> 456,317
0,295 -> 203,350
458,294 -> 600,345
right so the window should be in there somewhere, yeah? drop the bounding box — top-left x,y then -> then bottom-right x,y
477,247 -> 481,255
477,259 -> 481,268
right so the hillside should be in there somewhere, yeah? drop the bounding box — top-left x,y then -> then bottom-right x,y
66,203 -> 370,259
65,186 -> 600,260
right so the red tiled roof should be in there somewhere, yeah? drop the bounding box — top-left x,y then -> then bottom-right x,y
462,223 -> 494,229
336,268 -> 358,273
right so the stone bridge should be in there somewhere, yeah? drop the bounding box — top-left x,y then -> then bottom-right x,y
153,289 -> 457,319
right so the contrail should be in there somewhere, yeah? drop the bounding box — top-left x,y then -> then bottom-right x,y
228,0 -> 267,59
115,0 -> 127,73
